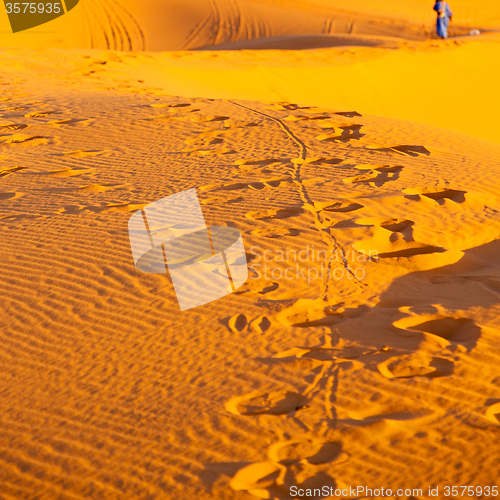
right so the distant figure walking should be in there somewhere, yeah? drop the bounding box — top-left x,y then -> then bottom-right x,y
433,1 -> 453,38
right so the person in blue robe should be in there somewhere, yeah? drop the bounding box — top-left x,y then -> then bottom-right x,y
433,1 -> 453,38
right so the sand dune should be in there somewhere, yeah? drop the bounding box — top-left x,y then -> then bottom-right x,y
3,32 -> 499,145
1,0 -> 500,498
1,49 -> 500,496
3,0 -> 497,51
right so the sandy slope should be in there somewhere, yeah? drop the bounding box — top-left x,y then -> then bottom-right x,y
1,51 -> 500,498
3,0 -> 496,52
3,32 -> 499,146
2,0 -> 499,145
1,1 -> 500,499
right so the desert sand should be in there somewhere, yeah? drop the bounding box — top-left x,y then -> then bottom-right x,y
1,1 -> 500,499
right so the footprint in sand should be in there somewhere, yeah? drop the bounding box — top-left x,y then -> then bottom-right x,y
249,316 -> 272,334
292,157 -> 344,166
0,166 -> 26,177
45,167 -> 95,177
230,450 -> 339,497
0,122 -> 28,131
267,439 -> 342,465
380,218 -> 414,232
184,128 -> 230,146
353,217 -> 446,260
248,178 -> 293,190
367,144 -> 431,157
235,158 -> 285,168
58,202 -> 146,215
377,354 -> 454,378
0,134 -> 47,145
234,281 -> 279,295
316,119 -> 348,130
338,400 -> 435,425
0,213 -> 36,222
251,228 -> 300,238
423,189 -> 467,203
343,172 -> 376,184
149,102 -> 191,108
0,192 -> 24,201
312,201 -> 364,213
185,137 -> 224,146
334,111 -> 362,117
200,181 -> 248,192
232,158 -> 290,175
275,299 -> 365,328
403,188 -> 467,204
245,180 -> 283,191
343,164 -> 403,187
186,123 -> 255,147
283,114 -> 330,122
375,165 -> 405,174
148,107 -> 201,120
298,177 -> 326,187
49,118 -> 93,127
190,115 -> 230,122
225,390 -> 309,416
200,196 -> 243,205
355,216 -> 414,232
228,314 -> 248,333
246,207 -> 304,221
485,402 -> 500,424
229,462 -> 284,496
265,103 -> 311,111
377,246 -> 446,259
316,124 -> 364,142
97,203 -> 146,213
391,244 -> 449,260
393,314 -> 482,348
24,110 -> 55,118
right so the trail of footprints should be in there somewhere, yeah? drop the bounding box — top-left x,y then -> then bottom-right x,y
206,101 -> 489,496
224,305 -> 488,497
227,313 -> 271,334
0,78 -> 144,218
3,81 -> 491,492
188,100 -> 474,266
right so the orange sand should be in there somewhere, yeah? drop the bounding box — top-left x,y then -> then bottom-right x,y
1,1 -> 500,499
